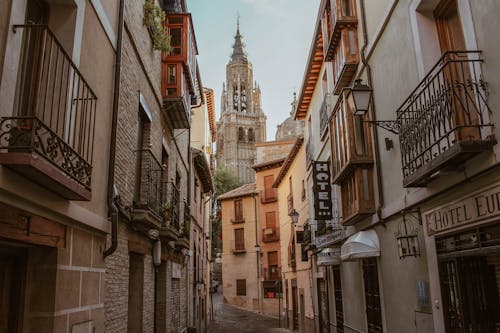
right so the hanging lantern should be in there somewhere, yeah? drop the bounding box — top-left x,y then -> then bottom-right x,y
396,209 -> 421,259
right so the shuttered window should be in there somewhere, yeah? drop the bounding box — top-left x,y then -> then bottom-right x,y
236,279 -> 246,296
234,228 -> 245,251
265,211 -> 276,229
264,175 -> 275,200
234,199 -> 243,221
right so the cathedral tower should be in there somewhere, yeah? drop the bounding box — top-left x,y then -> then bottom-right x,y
216,21 -> 267,184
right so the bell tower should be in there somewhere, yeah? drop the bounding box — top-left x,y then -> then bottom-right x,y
217,19 -> 267,184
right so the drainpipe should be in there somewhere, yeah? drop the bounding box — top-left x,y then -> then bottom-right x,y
359,0 -> 389,220
104,0 -> 125,258
252,194 -> 263,314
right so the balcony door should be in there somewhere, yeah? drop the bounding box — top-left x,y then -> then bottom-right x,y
434,0 -> 480,141
16,0 -> 48,117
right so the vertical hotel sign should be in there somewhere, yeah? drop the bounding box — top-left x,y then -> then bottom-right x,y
313,161 -> 332,220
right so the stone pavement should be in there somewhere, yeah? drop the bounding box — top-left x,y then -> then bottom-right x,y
208,288 -> 291,333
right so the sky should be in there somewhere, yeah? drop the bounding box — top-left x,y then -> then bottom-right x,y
188,0 -> 321,140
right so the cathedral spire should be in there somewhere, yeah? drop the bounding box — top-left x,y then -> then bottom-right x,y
231,14 -> 247,63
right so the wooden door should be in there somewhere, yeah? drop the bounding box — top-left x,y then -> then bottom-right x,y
434,0 -> 480,141
292,283 -> 299,330
318,278 -> 330,333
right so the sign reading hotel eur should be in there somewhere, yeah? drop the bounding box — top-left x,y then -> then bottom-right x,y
425,183 -> 500,236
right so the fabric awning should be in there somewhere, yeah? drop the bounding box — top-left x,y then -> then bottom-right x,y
341,229 -> 380,261
317,247 -> 341,266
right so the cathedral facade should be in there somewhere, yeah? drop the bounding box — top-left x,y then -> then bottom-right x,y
216,23 -> 267,184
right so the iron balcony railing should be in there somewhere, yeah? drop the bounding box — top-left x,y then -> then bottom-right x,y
0,24 -> 97,189
262,266 -> 280,281
397,51 -> 494,186
287,193 -> 294,215
182,204 -> 190,238
320,93 -> 333,136
306,136 -> 314,167
165,181 -> 181,229
136,149 -> 164,216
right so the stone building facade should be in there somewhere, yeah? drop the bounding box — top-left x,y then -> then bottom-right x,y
275,94 -> 305,141
104,0 -> 203,333
216,23 -> 267,184
0,0 -> 115,331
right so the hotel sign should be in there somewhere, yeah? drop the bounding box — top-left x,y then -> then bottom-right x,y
315,228 -> 345,248
313,161 -> 333,220
425,182 -> 500,236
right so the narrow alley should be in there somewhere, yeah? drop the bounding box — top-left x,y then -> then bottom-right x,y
208,288 -> 290,333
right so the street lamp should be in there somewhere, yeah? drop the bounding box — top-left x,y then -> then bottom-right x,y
254,244 -> 261,253
348,79 -> 400,135
289,209 -> 299,226
349,79 -> 372,116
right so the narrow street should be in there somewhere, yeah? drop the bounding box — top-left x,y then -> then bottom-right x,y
209,288 -> 291,333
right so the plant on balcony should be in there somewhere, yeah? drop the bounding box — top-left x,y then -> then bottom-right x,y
143,0 -> 172,52
161,202 -> 177,221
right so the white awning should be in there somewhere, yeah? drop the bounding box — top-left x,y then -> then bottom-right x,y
341,229 -> 380,261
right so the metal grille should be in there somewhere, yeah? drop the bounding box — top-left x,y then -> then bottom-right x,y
1,24 -> 97,189
397,51 -> 493,181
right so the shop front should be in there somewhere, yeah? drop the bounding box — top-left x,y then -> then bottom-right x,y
424,182 -> 500,333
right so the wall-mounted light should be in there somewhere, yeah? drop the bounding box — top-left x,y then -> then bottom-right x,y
348,79 -> 400,135
289,209 -> 299,226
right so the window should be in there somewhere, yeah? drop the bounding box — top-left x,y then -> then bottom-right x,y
248,128 -> 254,141
234,228 -> 245,251
234,199 -> 243,221
238,127 -> 245,141
362,258 -> 383,333
265,212 -> 276,229
301,179 -> 306,201
263,175 -> 276,201
236,279 -> 246,296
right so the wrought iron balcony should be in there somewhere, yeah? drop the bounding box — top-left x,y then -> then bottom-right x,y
320,94 -> 333,137
132,150 -> 165,225
0,25 -> 97,200
262,266 -> 280,281
397,51 -> 495,187
164,181 -> 181,230
322,0 -> 358,62
306,136 -> 314,168
262,227 -> 280,243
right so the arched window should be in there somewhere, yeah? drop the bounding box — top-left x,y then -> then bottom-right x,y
233,83 -> 239,111
238,127 -> 245,141
248,128 -> 254,142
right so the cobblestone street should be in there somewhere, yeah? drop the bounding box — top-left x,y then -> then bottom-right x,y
208,289 -> 291,333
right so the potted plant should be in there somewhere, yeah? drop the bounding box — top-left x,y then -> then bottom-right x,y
143,0 -> 172,52
161,202 -> 177,221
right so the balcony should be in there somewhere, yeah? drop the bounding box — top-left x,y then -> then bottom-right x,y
332,27 -> 359,94
397,51 -> 495,187
230,240 -> 246,254
260,189 -> 277,204
132,150 -> 165,226
231,216 -> 245,224
320,94 -> 333,138
0,25 -> 97,200
263,267 -> 280,281
306,136 -> 314,168
340,167 -> 375,225
164,181 -> 181,230
262,228 -> 280,243
330,90 -> 374,184
322,0 -> 358,62
161,13 -> 198,129
287,193 -> 294,215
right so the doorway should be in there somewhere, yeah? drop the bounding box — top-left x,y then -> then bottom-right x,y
291,280 -> 298,331
318,278 -> 330,333
0,245 -> 27,333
